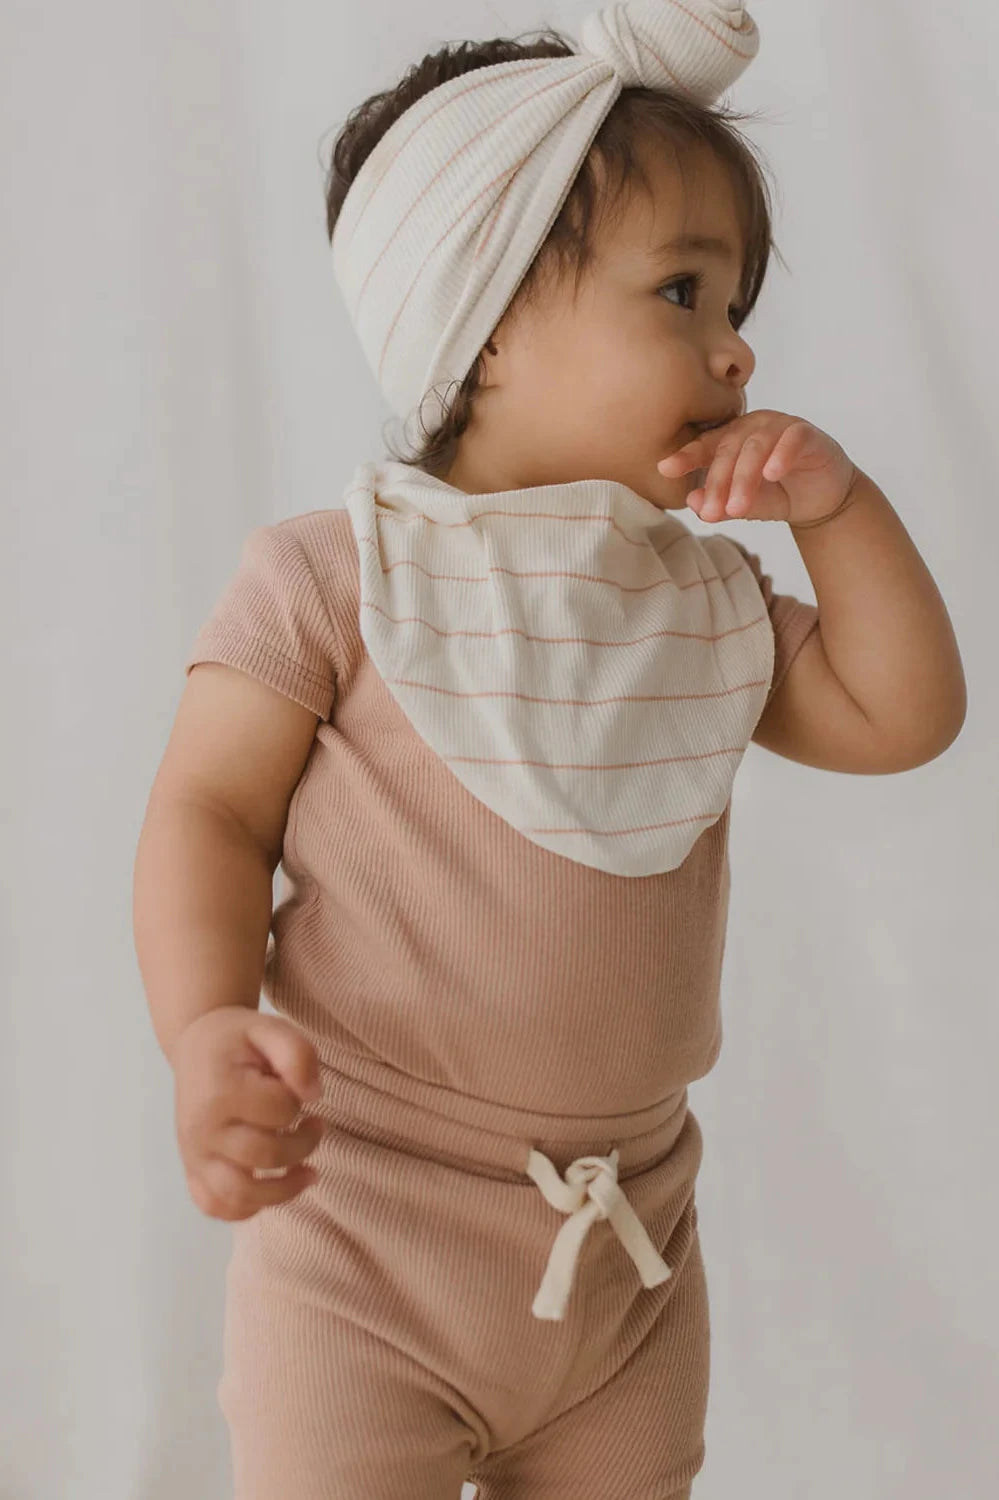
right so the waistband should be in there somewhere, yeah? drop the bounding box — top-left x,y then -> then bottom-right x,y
312,1036 -> 697,1323
312,1035 -> 690,1184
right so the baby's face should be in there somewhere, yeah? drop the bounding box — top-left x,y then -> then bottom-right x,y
443,145 -> 755,511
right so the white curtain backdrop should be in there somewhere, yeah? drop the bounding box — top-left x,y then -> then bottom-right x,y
3,2 -> 996,1496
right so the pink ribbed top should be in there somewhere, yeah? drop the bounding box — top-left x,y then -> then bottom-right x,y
184,506 -> 818,1118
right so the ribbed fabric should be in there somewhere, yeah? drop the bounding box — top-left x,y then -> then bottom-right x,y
185,505 -> 818,1497
184,505 -> 817,1117
340,458 -> 776,877
218,1050 -> 711,1500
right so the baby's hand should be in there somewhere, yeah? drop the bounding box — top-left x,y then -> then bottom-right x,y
658,408 -> 857,527
172,1006 -> 326,1222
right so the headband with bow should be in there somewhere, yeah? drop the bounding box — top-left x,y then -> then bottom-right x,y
332,0 -> 759,439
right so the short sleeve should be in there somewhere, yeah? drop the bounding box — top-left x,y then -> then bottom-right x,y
728,538 -> 820,706
184,522 -> 339,721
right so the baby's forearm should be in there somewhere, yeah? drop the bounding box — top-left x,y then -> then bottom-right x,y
790,469 -> 967,757
133,796 -> 274,1068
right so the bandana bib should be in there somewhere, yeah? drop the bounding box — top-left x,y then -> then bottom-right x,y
343,459 -> 774,876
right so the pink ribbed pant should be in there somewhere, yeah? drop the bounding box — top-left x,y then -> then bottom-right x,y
217,1038 -> 711,1499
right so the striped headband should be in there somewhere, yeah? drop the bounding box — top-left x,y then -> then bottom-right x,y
330,0 -> 760,446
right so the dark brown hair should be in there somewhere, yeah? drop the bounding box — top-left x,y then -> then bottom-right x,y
323,27 -> 785,479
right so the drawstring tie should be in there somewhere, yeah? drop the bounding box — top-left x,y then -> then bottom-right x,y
525,1147 -> 673,1321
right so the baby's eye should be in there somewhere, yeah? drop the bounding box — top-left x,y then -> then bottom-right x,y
659,272 -> 746,331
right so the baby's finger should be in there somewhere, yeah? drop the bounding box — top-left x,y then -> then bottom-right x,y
760,419 -> 811,482
657,434 -> 708,476
216,1114 -> 326,1173
698,437 -> 744,520
191,1155 -> 318,1222
724,431 -> 778,516
654,438 -> 693,474
220,1067 -> 306,1132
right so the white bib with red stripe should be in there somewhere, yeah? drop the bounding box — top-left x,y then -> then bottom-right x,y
343,458 -> 774,877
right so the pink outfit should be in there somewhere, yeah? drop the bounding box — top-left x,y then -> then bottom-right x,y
185,506 -> 818,1498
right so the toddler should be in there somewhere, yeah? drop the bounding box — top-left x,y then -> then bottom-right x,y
132,3 -> 966,1497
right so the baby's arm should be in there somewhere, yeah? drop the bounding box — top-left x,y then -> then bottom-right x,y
133,662 -> 319,1067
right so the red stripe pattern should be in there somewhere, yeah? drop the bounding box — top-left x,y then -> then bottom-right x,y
343,458 -> 775,875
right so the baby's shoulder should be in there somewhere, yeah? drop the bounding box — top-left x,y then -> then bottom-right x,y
262,507 -> 359,593
266,507 -> 361,674
268,505 -> 355,555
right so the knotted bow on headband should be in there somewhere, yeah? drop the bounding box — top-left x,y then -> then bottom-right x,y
331,0 -> 759,441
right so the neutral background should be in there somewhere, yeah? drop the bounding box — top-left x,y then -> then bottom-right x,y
3,1 -> 996,1496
